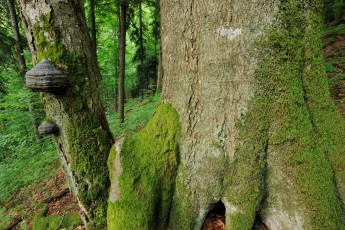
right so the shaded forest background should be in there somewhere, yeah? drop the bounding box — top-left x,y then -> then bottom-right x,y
0,0 -> 345,229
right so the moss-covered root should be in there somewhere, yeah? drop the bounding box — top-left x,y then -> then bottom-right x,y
107,104 -> 181,230
32,207 -> 82,230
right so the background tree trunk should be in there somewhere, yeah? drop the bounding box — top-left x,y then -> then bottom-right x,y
324,0 -> 335,23
16,0 -> 114,228
160,0 -> 345,229
7,0 -> 26,73
118,0 -> 126,123
139,0 -> 145,94
90,0 -> 97,59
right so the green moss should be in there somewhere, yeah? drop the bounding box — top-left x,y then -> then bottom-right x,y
66,119 -> 111,229
32,207 -> 82,230
223,97 -> 269,229
166,170 -> 198,229
33,13 -> 65,63
107,104 -> 181,230
243,0 -> 345,228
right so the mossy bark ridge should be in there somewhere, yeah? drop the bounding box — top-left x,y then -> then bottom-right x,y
17,0 -> 114,228
107,104 -> 181,229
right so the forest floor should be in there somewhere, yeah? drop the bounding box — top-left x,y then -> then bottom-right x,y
2,94 -> 160,230
3,23 -> 345,230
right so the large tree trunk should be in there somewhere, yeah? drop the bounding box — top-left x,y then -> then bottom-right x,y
161,0 -> 345,229
16,0 -> 114,229
108,0 -> 345,229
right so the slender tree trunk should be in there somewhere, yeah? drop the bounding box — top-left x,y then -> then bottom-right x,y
17,1 -> 114,229
118,0 -> 126,123
155,0 -> 162,92
114,7 -> 119,111
324,0 -> 335,23
337,0 -> 345,20
107,0 -> 345,229
90,0 -> 97,59
139,0 -> 145,93
7,0 -> 26,73
156,43 -> 163,92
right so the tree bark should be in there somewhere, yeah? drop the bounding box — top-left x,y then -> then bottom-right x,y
16,0 -> 114,229
7,0 -> 26,74
118,0 -> 126,123
108,0 -> 345,229
160,0 -> 345,229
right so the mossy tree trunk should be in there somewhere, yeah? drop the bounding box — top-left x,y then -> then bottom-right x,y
17,0 -> 114,229
159,0 -> 345,229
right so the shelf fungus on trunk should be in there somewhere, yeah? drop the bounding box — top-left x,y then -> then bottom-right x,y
38,121 -> 59,135
25,58 -> 67,93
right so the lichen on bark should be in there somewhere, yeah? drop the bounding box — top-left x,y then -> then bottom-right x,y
107,104 -> 181,229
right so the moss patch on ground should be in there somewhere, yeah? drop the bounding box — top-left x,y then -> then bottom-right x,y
107,103 -> 181,230
32,207 -> 82,230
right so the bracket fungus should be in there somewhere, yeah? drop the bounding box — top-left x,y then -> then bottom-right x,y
38,121 -> 59,135
25,59 -> 67,93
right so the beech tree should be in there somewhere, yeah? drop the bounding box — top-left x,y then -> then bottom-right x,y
108,0 -> 345,229
16,0 -> 113,229
17,0 -> 345,229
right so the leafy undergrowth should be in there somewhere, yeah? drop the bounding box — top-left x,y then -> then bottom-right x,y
0,161 -> 82,230
0,94 -> 160,229
107,93 -> 161,138
323,21 -> 345,116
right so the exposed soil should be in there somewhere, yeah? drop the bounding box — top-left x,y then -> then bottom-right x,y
6,166 -> 84,230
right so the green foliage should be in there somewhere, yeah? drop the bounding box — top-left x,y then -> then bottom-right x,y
324,23 -> 345,35
337,73 -> 345,80
0,207 -> 11,229
107,93 -> 161,138
32,207 -> 82,230
107,103 -> 181,229
325,61 -> 335,73
0,68 -> 57,229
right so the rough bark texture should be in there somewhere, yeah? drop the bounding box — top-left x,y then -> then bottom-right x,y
16,0 -> 113,229
159,0 -> 345,229
118,1 -> 126,123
